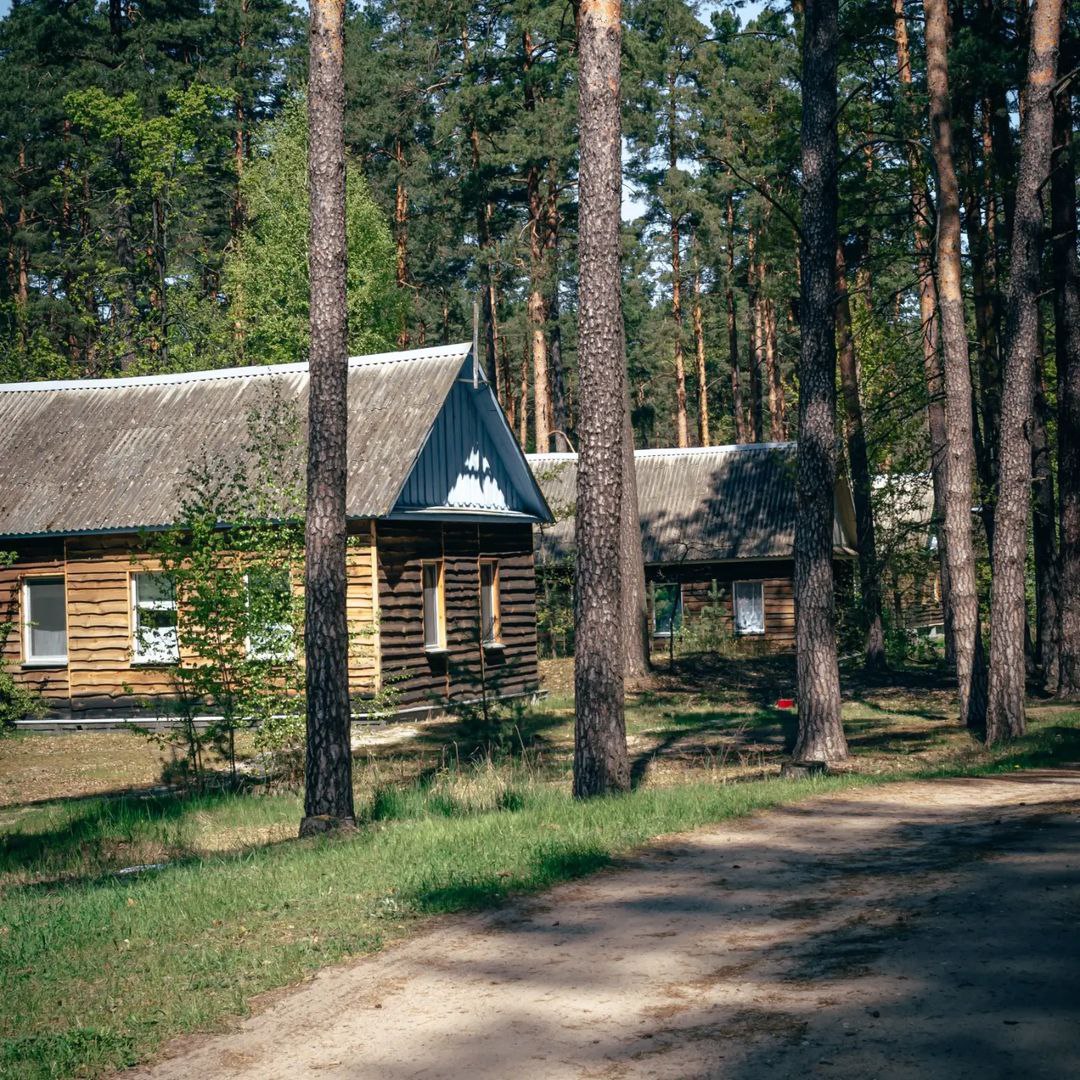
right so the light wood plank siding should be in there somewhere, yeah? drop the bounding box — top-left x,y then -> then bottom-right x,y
346,522 -> 379,696
2,526 -> 381,716
66,536 -> 175,713
0,538 -> 70,703
375,522 -> 540,710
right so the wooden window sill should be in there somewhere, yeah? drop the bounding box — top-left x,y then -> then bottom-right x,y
22,659 -> 68,669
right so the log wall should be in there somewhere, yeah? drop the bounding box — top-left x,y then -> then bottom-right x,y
375,521 -> 540,710
646,559 -> 802,651
1,525 -> 380,716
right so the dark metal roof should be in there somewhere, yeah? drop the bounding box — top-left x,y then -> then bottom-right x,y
528,444 -> 858,565
0,344 -> 550,539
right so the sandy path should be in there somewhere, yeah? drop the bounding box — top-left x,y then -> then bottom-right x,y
131,771 -> 1080,1080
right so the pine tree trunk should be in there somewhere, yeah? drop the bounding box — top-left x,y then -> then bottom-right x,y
546,179 -> 571,451
894,0 -> 956,665
985,0 -> 1062,744
528,171 -> 551,452
301,0 -> 354,835
692,249 -> 710,446
836,244 -> 886,670
523,31 -> 552,453
394,139 -> 410,349
793,0 -> 848,765
518,339 -> 529,448
1032,353 -> 1060,690
574,0 -> 630,797
671,228 -> 689,447
725,194 -> 747,442
747,230 -> 765,442
764,296 -> 785,441
622,395 -> 651,681
924,0 -> 989,730
1054,64 -> 1080,698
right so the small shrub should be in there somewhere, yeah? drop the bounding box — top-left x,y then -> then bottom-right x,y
677,583 -> 736,656
0,550 -> 46,732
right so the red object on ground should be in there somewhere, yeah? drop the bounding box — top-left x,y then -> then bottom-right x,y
774,698 -> 796,710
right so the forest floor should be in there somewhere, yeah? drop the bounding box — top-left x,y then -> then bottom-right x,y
3,656 -> 1080,1078
130,768 -> 1080,1080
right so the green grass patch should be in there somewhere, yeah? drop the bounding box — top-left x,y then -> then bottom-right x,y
2,692 -> 1078,1080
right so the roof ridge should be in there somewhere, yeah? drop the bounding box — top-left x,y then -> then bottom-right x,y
527,441 -> 795,463
0,342 -> 473,394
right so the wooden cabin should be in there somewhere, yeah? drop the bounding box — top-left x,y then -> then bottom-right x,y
528,444 -> 858,653
0,344 -> 552,724
874,474 -> 946,637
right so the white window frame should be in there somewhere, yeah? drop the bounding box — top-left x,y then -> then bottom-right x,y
22,576 -> 68,666
244,569 -> 296,662
651,582 -> 683,639
422,559 -> 447,653
479,559 -> 502,647
733,580 -> 766,636
130,572 -> 180,665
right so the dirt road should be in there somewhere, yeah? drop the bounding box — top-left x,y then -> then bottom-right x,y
131,771 -> 1080,1080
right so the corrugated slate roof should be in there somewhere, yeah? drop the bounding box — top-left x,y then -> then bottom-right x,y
528,443 -> 857,565
0,343 -> 549,538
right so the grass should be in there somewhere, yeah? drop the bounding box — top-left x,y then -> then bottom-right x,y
2,656 -> 1078,1080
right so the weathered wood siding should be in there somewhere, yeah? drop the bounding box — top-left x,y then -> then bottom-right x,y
376,521 -> 540,710
646,560 -> 800,651
346,523 -> 379,695
889,568 -> 945,631
1,526 -> 380,716
0,538 -> 70,704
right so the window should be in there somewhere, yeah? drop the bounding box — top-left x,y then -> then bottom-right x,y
131,573 -> 179,664
422,560 -> 446,651
652,583 -> 683,638
246,568 -> 294,661
479,560 -> 501,646
733,581 -> 765,636
23,577 -> 68,664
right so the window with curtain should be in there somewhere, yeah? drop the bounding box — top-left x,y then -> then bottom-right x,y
733,581 -> 765,635
24,577 -> 67,663
479,560 -> 501,645
422,560 -> 445,651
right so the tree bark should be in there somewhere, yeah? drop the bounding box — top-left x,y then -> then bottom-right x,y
302,0 -> 355,835
793,0 -> 848,764
691,243 -> 710,446
747,228 -> 765,442
528,176 -> 551,451
573,0 -> 630,796
726,194 -> 748,442
764,295 -> 785,441
669,76 -> 689,449
924,0 -> 989,730
524,31 -> 552,453
893,0 -> 955,665
546,178 -> 572,451
621,396 -> 651,681
1053,57 -> 1080,698
393,138 -> 410,349
836,244 -> 886,670
1032,351 -> 1059,690
985,0 -> 1062,744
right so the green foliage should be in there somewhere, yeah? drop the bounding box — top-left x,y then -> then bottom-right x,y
0,552 -> 46,731
676,582 -> 737,657
143,387 -> 306,785
224,97 -> 403,365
